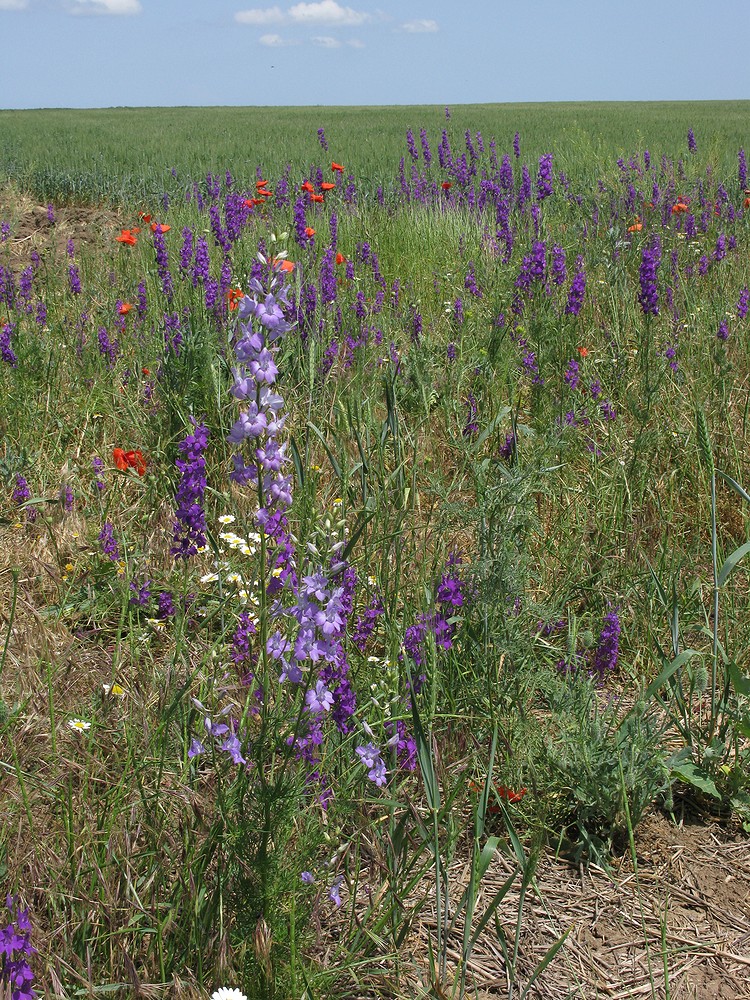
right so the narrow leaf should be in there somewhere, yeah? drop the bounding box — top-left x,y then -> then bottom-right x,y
718,539 -> 750,588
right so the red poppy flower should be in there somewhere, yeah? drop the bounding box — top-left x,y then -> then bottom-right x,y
320,181 -> 336,191
113,448 -> 147,476
118,302 -> 133,315
272,258 -> 295,273
468,780 -> 528,810
256,179 -> 268,189
744,197 -> 750,209
305,226 -> 316,237
139,212 -> 152,223
441,181 -> 453,190
331,162 -> 344,172
301,180 -> 315,193
243,198 -> 255,208
258,188 -> 273,198
150,222 -> 171,233
671,199 -> 689,214
627,218 -> 643,232
131,227 -> 141,234
577,346 -> 588,358
310,193 -> 324,203
335,252 -> 346,265
226,287 -> 244,310
142,367 -> 150,376
116,229 -> 137,246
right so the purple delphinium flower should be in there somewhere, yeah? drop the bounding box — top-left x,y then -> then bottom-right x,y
59,485 -> 74,513
329,875 -> 344,906
687,128 -> 697,153
638,236 -> 661,316
129,578 -> 151,607
317,127 -> 328,151
68,265 -> 81,295
498,431 -> 516,460
152,226 -> 174,301
463,392 -> 479,438
98,522 -> 120,561
736,287 -> 749,320
717,320 -> 729,342
0,320 -> 17,367
157,591 -> 175,619
739,148 -> 747,189
356,742 -> 388,787
551,244 -> 566,286
419,127 -> 431,166
172,420 -> 209,560
47,203 -> 55,224
179,226 -> 194,271
12,474 -> 35,521
513,131 -> 520,158
351,591 -> 385,651
91,456 -> 105,491
536,153 -> 553,200
1,895 -> 37,1000
192,236 -> 210,286
97,326 -> 118,369
590,607 -> 620,678
446,341 -> 457,363
565,263 -> 586,316
564,358 -> 580,390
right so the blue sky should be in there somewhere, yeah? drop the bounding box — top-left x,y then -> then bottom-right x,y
1,0 -> 749,109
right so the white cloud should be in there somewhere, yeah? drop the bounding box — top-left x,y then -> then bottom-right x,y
259,32 -> 289,45
346,37 -> 364,47
289,0 -> 369,26
234,6 -> 284,25
400,18 -> 438,33
68,0 -> 142,13
0,0 -> 28,10
312,34 -> 341,47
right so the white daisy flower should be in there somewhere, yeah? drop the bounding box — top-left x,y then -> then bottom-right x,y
68,718 -> 91,733
218,515 -> 236,525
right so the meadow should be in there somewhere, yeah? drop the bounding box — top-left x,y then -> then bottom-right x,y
1,102 -> 750,999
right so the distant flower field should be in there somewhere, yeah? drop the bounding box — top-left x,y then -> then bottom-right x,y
1,103 -> 750,1000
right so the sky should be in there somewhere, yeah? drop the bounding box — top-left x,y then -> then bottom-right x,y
1,0 -> 749,109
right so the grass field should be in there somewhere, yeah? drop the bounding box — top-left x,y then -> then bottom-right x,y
1,102 -> 750,1000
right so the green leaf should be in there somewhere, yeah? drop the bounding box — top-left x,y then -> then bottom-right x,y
716,469 -> 750,503
408,684 -> 440,812
718,539 -> 750,588
728,661 -> 750,697
670,760 -> 722,799
641,649 -> 703,703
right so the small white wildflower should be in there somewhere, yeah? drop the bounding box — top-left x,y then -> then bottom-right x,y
218,514 -> 236,525
68,718 -> 91,733
201,572 -> 220,584
210,989 -> 248,1000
